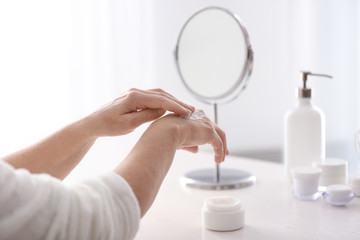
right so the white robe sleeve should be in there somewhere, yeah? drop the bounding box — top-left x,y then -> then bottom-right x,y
0,160 -> 140,240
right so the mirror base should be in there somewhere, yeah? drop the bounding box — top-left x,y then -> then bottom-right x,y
181,168 -> 256,190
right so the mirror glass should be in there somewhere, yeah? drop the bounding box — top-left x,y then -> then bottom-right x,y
176,7 -> 253,103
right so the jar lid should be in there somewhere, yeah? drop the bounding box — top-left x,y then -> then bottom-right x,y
291,167 -> 322,179
313,158 -> 347,177
350,176 -> 360,186
326,184 -> 352,196
203,196 -> 242,212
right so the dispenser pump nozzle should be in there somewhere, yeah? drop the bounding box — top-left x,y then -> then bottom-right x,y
298,71 -> 333,98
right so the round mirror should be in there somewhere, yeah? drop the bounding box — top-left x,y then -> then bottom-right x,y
175,7 -> 253,104
175,7 -> 255,190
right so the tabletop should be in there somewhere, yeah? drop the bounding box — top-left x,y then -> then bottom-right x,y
134,150 -> 360,240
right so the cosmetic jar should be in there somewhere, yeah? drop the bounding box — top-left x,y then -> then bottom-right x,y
313,158 -> 347,188
350,176 -> 360,197
322,184 -> 355,206
202,196 -> 245,231
291,167 -> 322,200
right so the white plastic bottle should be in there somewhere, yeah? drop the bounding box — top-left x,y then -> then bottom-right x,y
284,71 -> 332,179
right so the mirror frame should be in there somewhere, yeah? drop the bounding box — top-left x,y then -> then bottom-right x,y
175,6 -> 254,104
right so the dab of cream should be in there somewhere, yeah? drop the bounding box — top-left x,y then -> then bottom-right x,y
180,110 -> 205,120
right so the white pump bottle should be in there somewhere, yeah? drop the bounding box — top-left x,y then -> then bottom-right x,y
284,71 -> 332,178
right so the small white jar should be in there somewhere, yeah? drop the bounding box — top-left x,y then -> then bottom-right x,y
322,184 -> 355,206
313,158 -> 348,188
202,196 -> 245,231
291,167 -> 322,200
350,176 -> 360,197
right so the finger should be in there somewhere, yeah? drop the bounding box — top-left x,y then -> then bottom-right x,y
182,146 -> 199,153
126,108 -> 166,129
215,125 -> 228,161
209,131 -> 225,164
148,88 -> 196,112
130,88 -> 195,113
128,91 -> 193,116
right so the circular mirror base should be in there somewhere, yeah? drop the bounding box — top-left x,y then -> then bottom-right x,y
181,168 -> 256,190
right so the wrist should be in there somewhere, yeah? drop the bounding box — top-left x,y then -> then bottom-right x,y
71,116 -> 100,141
147,116 -> 184,150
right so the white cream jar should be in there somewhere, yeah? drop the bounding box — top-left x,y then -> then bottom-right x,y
202,196 -> 245,231
291,167 -> 322,200
322,184 -> 355,206
313,158 -> 348,188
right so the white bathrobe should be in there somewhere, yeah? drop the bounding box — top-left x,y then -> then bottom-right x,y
0,160 -> 140,240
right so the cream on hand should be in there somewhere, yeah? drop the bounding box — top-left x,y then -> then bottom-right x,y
179,110 -> 205,120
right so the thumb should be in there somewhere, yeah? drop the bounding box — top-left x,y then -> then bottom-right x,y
128,108 -> 166,127
181,146 -> 199,153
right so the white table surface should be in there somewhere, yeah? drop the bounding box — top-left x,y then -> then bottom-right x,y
134,151 -> 360,240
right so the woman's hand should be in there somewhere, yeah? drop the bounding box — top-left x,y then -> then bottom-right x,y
149,111 -> 229,164
3,88 -> 194,180
86,88 -> 195,137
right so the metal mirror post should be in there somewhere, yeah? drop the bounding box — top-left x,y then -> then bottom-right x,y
175,7 -> 256,190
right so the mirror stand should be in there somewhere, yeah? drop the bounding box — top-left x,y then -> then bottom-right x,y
176,7 -> 256,190
181,103 -> 256,190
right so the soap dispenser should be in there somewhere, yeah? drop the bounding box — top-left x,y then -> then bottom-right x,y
284,71 -> 332,178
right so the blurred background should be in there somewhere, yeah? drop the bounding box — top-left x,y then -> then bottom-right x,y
0,0 -> 359,180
